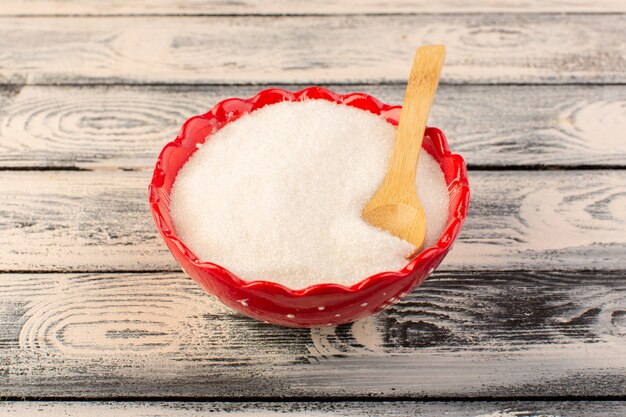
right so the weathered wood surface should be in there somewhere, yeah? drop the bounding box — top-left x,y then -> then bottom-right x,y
2,170 -> 625,272
0,15 -> 625,85
1,401 -> 625,417
1,271 -> 624,397
1,1 -> 625,410
4,0 -> 626,15
1,84 -> 625,169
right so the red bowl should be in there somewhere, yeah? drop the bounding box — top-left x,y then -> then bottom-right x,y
149,87 -> 469,328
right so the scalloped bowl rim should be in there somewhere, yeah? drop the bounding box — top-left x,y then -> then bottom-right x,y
149,87 -> 469,297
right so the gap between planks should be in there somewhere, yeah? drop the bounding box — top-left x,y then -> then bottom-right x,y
3,11 -> 626,18
2,0 -> 626,15
0,396 -> 625,402
4,166 -> 626,172
4,81 -> 626,86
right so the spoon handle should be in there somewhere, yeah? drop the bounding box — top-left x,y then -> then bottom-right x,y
383,45 -> 445,195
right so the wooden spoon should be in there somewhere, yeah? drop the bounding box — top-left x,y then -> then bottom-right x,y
362,45 -> 446,259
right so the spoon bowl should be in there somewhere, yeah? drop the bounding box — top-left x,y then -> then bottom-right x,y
362,200 -> 425,249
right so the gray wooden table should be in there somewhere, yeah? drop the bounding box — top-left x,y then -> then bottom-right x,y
1,1 -> 625,416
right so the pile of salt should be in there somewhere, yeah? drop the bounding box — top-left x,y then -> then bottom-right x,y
170,100 -> 449,289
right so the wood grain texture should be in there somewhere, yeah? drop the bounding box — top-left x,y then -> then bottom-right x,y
1,84 -> 625,169
3,0 -> 626,15
2,170 -> 625,272
0,271 -> 624,397
1,401 -> 625,417
0,15 -> 624,85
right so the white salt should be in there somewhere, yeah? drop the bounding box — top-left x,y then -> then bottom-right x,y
170,100 -> 449,289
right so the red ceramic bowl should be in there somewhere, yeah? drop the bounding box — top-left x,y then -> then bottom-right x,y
149,87 -> 469,328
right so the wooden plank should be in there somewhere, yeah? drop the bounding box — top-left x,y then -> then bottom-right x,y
2,84 -> 625,169
0,15 -> 624,85
1,170 -> 625,272
1,401 -> 625,417
1,271 -> 624,397
3,0 -> 626,15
